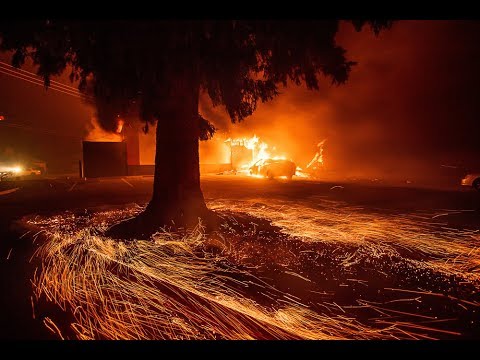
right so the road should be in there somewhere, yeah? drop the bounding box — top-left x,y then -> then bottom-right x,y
1,173 -> 479,216
1,174 -> 480,339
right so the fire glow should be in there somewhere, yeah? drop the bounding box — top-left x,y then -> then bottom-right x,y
0,165 -> 22,173
225,135 -> 287,173
224,135 -> 326,179
85,117 -> 124,142
116,118 -> 124,134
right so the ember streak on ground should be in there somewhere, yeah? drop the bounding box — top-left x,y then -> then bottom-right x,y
2,20 -> 480,342
23,177 -> 479,340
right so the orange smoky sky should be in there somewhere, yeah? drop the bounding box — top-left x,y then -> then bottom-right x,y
200,20 -> 480,180
0,52 -> 94,172
2,20 -> 480,178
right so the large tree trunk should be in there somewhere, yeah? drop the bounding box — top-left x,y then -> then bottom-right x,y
144,72 -> 209,225
106,70 -> 215,239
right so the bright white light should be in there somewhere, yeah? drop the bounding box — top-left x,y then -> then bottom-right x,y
0,165 -> 23,173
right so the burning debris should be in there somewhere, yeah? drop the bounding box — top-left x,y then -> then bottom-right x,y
306,139 -> 327,173
221,135 -> 328,180
225,135 -> 288,175
81,121 -> 328,180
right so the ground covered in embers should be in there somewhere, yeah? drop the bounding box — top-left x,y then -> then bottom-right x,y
26,198 -> 480,339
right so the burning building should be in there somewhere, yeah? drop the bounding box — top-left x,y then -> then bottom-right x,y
82,118 -> 153,178
82,114 -> 326,180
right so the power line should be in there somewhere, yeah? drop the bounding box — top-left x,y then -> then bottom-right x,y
0,65 -> 85,98
0,62 -> 96,140
0,60 -> 80,92
0,63 -> 94,100
0,63 -> 90,139
0,67 -> 85,99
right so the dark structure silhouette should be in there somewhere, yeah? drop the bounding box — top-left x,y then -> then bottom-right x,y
0,20 -> 390,237
82,141 -> 128,178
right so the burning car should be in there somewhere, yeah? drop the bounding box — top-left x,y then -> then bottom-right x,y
249,159 -> 296,180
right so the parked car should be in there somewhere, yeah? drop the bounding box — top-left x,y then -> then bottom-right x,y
461,173 -> 480,191
249,158 -> 296,180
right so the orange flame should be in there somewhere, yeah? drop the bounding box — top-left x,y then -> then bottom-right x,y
306,139 -> 327,170
225,135 -> 287,172
116,118 -> 124,134
85,117 -> 123,142
223,135 -> 327,179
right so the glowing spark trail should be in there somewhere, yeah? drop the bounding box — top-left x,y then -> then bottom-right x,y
27,198 -> 480,340
27,209 -> 395,340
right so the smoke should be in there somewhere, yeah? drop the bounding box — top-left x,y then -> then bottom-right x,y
4,21 -> 479,179
84,117 -> 123,142
199,20 -> 480,183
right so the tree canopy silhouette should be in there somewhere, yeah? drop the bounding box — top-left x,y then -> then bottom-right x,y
0,20 -> 391,237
